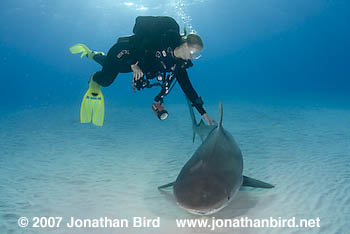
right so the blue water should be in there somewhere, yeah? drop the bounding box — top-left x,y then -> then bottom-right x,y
1,1 -> 349,233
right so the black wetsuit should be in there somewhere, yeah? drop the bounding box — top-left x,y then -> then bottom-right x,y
92,32 -> 206,115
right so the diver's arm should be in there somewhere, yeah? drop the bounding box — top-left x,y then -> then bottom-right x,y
176,68 -> 206,115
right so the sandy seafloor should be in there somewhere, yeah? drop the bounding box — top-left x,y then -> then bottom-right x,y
1,101 -> 349,234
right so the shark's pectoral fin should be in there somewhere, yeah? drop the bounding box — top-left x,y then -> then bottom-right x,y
158,182 -> 175,190
242,176 -> 275,188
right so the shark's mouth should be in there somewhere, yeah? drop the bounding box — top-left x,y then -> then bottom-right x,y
179,201 -> 229,216
177,186 -> 240,215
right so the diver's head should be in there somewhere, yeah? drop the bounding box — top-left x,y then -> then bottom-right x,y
175,33 -> 203,60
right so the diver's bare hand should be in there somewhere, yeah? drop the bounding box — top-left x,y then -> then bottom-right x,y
131,62 -> 144,92
202,113 -> 216,125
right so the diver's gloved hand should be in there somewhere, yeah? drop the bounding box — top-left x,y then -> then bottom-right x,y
202,113 -> 216,125
131,61 -> 144,92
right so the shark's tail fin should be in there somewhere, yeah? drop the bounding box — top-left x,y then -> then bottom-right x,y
218,102 -> 223,128
186,98 -> 198,142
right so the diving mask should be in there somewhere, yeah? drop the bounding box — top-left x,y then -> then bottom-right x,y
189,49 -> 202,60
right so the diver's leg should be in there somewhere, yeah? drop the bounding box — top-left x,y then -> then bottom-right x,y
92,48 -> 122,86
92,70 -> 120,87
78,41 -> 130,126
92,53 -> 107,66
92,41 -> 132,86
80,50 -> 121,126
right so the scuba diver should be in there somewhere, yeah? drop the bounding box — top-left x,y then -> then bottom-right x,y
70,16 -> 214,126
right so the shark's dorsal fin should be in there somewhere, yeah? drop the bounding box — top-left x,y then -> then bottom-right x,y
219,102 -> 223,128
187,98 -> 217,142
186,98 -> 198,143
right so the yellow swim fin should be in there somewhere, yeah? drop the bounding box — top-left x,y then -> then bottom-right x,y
80,76 -> 105,126
69,43 -> 105,59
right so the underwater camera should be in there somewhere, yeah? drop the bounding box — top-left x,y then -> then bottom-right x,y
152,102 -> 168,120
134,77 -> 150,90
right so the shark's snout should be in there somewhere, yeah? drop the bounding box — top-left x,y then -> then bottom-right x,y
174,174 -> 229,212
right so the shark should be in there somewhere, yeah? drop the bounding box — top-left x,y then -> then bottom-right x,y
158,100 -> 274,215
